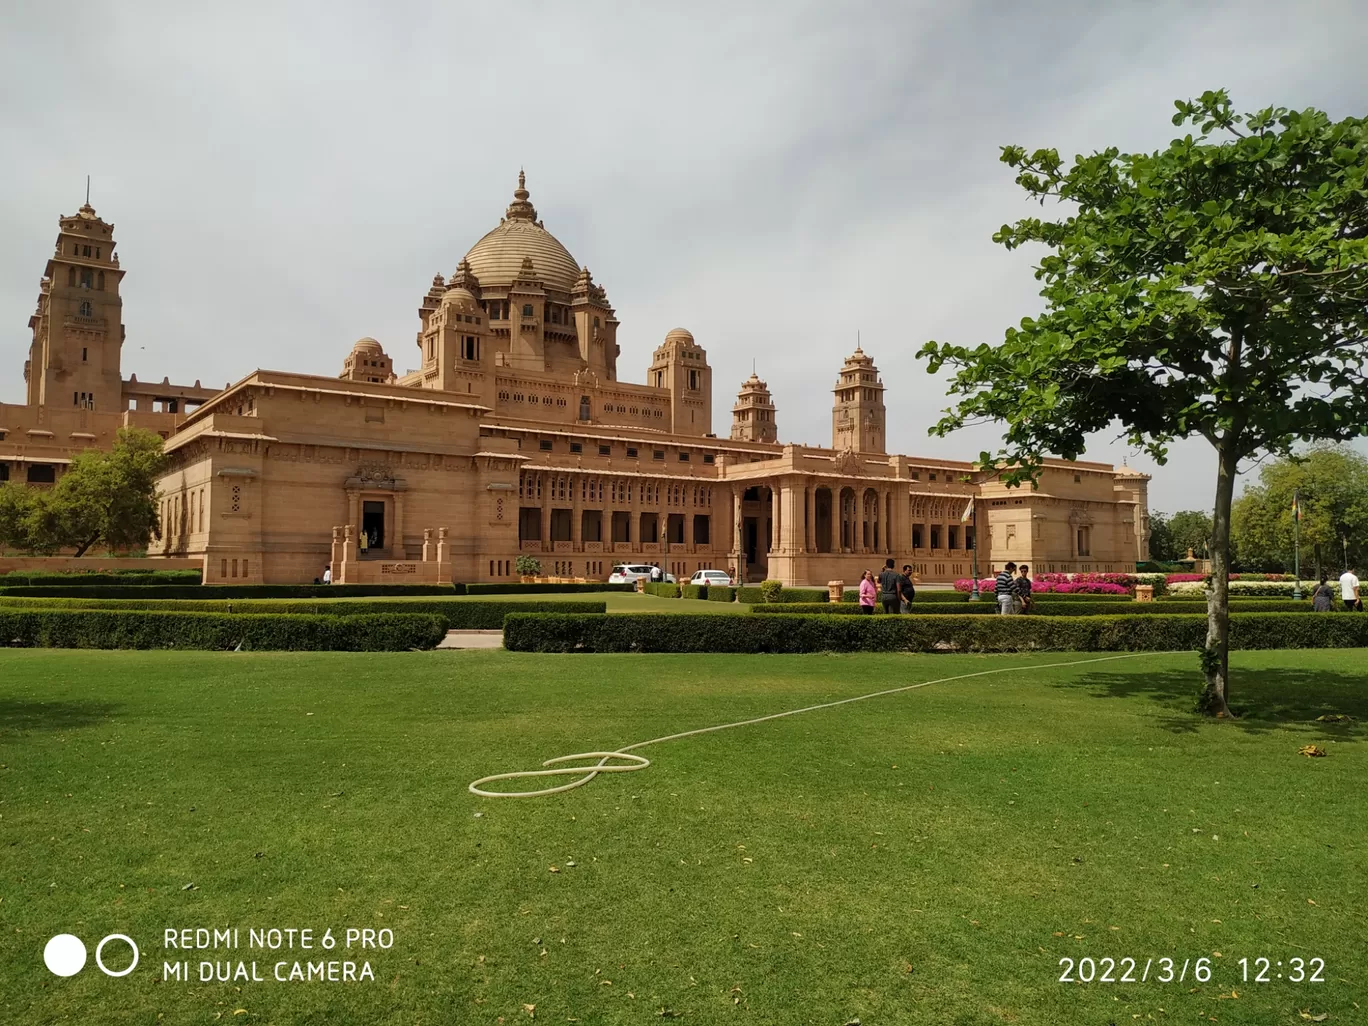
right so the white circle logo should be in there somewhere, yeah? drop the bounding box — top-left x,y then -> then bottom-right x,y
95,934 -> 139,977
44,934 -> 87,977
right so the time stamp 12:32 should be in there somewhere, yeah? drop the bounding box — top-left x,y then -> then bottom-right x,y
1058,956 -> 1327,984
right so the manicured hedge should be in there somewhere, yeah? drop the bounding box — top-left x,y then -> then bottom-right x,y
463,582 -> 634,594
0,597 -> 605,630
645,582 -> 681,598
503,612 -> 1368,653
0,610 -> 446,650
736,586 -> 829,604
0,570 -> 203,587
706,586 -> 737,603
0,584 -> 465,600
680,584 -> 706,600
751,599 -> 1316,617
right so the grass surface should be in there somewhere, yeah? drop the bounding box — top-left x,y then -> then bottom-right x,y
1,649 -> 1363,1025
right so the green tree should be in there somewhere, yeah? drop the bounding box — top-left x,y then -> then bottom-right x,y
1147,509 -> 1213,562
1168,510 -> 1214,560
0,428 -> 166,556
919,90 -> 1368,716
1232,445 -> 1368,576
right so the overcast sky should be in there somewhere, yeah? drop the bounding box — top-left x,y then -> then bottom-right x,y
3,0 -> 1365,513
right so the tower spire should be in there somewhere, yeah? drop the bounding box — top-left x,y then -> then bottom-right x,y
85,175 -> 90,206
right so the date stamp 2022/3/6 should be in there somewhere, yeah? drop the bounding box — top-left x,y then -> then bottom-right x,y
1059,955 -> 1327,985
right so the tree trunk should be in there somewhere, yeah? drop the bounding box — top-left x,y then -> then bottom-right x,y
72,533 -> 101,558
1202,441 -> 1238,717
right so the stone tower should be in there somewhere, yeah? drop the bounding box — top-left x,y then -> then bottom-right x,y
730,371 -> 778,443
647,328 -> 712,436
831,345 -> 885,453
25,202 -> 126,410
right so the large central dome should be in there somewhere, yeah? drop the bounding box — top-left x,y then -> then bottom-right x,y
463,172 -> 581,294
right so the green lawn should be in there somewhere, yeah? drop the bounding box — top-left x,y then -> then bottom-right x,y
1,649 -> 1362,1025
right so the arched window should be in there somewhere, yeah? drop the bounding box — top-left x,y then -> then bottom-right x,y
79,301 -> 92,317
80,269 -> 93,289
97,271 -> 105,290
68,267 -> 76,287
522,304 -> 534,318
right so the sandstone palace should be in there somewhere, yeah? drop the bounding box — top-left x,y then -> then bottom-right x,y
2,176 -> 1152,585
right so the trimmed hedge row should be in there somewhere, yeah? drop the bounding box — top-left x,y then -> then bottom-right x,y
681,584 -> 706,600
706,586 -> 737,602
0,610 -> 446,650
642,582 -> 682,598
464,582 -> 635,594
0,570 -> 203,586
0,597 -> 606,630
503,612 -> 1368,653
0,583 -> 467,600
734,586 -> 829,604
751,599 -> 1317,617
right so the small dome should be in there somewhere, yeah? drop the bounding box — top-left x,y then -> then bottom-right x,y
442,287 -> 479,307
351,337 -> 383,353
665,327 -> 695,345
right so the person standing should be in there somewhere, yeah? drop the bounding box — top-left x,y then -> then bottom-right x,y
322,564 -> 333,585
1015,564 -> 1033,613
1311,575 -> 1335,612
899,564 -> 917,612
1340,566 -> 1361,611
858,570 -> 878,614
650,564 -> 663,583
878,558 -> 902,614
995,562 -> 1018,615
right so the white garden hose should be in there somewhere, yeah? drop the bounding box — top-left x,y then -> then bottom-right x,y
468,652 -> 1156,798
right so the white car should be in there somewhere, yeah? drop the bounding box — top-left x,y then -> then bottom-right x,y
608,564 -> 675,584
689,569 -> 733,587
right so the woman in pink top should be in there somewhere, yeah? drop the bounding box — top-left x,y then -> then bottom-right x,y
858,570 -> 877,614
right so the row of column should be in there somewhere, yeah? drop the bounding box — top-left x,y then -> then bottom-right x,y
760,479 -> 976,557
535,477 -> 707,549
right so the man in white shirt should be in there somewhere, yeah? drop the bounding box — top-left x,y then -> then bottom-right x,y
1340,568 -> 1361,611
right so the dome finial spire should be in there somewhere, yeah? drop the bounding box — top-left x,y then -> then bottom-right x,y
506,168 -> 536,221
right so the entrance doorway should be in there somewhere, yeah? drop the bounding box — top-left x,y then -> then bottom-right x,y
362,500 -> 386,552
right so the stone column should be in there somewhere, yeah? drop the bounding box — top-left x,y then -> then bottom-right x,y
437,526 -> 449,563
540,473 -> 551,550
732,487 -> 744,581
347,489 -> 360,541
330,526 -> 342,566
343,523 -> 356,563
422,527 -> 433,562
685,511 -> 695,554
571,473 -> 583,547
805,484 -> 815,553
831,489 -> 842,555
659,478 -> 670,556
392,493 -> 405,559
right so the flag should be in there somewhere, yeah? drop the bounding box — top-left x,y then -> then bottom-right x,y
1291,490 -> 1300,522
960,495 -> 975,523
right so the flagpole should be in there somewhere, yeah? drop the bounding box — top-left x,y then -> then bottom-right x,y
1292,488 -> 1302,601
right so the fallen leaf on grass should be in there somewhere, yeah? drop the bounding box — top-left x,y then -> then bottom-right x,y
522,1003 -> 536,1018
1298,1011 -> 1329,1023
1315,714 -> 1353,723
1299,745 -> 1327,758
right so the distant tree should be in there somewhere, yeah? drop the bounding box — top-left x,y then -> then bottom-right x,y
514,555 -> 542,577
0,428 -> 166,556
1232,445 -> 1368,577
1168,510 -> 1214,560
919,90 -> 1368,716
1148,509 -> 1214,562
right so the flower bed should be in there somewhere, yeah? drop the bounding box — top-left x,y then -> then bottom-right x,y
954,578 -> 1131,595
